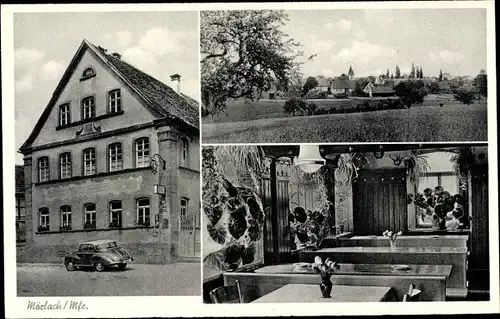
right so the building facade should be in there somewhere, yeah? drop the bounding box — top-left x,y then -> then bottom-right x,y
18,40 -> 200,264
16,165 -> 26,244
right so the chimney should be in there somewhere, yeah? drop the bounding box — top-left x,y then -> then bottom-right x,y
97,45 -> 108,54
111,52 -> 121,59
170,74 -> 181,94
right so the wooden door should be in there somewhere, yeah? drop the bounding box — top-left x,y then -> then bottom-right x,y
353,169 -> 407,236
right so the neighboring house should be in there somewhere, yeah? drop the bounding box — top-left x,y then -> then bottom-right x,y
315,76 -> 330,92
18,39 -> 200,263
16,165 -> 26,244
442,72 -> 452,80
363,82 -> 395,97
438,81 -> 452,94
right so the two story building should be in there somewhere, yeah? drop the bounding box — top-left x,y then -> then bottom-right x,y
18,39 -> 200,264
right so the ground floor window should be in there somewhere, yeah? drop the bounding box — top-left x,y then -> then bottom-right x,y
60,205 -> 72,230
136,198 -> 150,226
109,201 -> 122,228
84,203 -> 97,229
38,208 -> 50,232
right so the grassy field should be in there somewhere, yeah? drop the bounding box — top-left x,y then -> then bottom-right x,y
202,103 -> 487,143
202,94 -> 467,124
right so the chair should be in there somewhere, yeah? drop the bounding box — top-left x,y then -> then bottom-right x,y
402,283 -> 422,302
209,280 -> 243,303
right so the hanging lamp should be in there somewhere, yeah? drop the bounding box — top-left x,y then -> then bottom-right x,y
294,144 -> 325,173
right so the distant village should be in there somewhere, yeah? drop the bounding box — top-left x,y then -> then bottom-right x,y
265,64 -> 481,99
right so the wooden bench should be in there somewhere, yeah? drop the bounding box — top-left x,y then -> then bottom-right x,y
224,272 -> 447,302
337,235 -> 468,248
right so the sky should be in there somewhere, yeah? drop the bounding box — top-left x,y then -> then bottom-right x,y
13,11 -> 199,164
281,9 -> 487,79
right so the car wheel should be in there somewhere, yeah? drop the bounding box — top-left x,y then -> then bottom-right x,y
117,263 -> 127,270
93,261 -> 105,272
65,260 -> 75,271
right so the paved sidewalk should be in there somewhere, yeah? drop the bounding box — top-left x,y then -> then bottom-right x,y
17,263 -> 201,296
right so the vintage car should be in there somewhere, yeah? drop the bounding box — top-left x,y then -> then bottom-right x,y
62,239 -> 134,272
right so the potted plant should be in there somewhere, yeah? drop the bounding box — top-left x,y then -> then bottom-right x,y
383,230 -> 402,249
83,222 -> 95,230
38,225 -> 49,232
311,256 -> 339,298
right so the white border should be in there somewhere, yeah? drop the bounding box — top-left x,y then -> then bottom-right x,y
3,1 -> 499,318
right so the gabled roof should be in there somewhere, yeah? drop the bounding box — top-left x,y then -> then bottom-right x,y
331,78 -> 356,90
15,165 -> 25,194
315,76 -> 330,87
20,39 -> 198,152
370,85 -> 395,94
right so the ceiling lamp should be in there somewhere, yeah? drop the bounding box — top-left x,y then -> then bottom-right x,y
294,145 -> 326,173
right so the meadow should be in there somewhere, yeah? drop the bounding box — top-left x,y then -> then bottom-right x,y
202,102 -> 487,143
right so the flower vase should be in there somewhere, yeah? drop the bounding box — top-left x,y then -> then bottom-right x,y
319,275 -> 333,298
390,240 -> 397,250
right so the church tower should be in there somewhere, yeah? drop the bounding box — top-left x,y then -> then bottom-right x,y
348,65 -> 355,80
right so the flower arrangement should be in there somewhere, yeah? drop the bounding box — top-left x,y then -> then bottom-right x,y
312,256 -> 338,277
383,230 -> 402,248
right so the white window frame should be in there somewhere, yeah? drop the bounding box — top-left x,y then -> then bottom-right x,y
83,67 -> 95,77
83,148 -> 96,176
84,203 -> 97,227
82,96 -> 96,119
108,143 -> 123,172
38,157 -> 50,182
108,89 -> 122,113
16,197 -> 26,219
60,206 -> 72,227
59,103 -> 70,126
136,198 -> 150,226
39,208 -> 49,228
180,198 -> 189,217
135,138 -> 150,168
109,201 -> 122,227
60,153 -> 72,179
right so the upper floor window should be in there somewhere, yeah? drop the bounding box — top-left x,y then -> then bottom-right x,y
135,137 -> 150,168
180,138 -> 189,167
108,143 -> 123,172
109,201 -> 122,229
16,197 -> 26,220
59,152 -> 72,179
82,96 -> 96,119
60,205 -> 72,230
180,198 -> 189,216
59,103 -> 71,126
84,203 -> 96,229
38,208 -> 50,232
38,157 -> 50,182
108,89 -> 122,113
83,148 -> 96,176
136,198 -> 150,227
82,67 -> 95,78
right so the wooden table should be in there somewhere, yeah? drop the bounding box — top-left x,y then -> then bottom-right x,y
255,263 -> 452,278
337,235 -> 468,248
299,246 -> 467,297
252,284 -> 394,303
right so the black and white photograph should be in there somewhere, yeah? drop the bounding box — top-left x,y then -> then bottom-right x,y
12,10 -> 201,297
201,9 -> 488,143
202,143 -> 490,303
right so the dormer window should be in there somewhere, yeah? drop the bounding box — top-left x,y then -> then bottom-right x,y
81,96 -> 96,119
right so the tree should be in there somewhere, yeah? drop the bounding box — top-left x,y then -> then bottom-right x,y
410,63 -> 415,78
427,81 -> 440,94
200,10 -> 304,116
474,71 -> 487,97
353,78 -> 370,97
394,80 -> 428,107
454,88 -> 475,105
395,65 -> 401,79
420,66 -> 423,78
302,76 -> 319,96
390,73 -> 394,79
386,69 -> 390,79
439,69 -> 443,82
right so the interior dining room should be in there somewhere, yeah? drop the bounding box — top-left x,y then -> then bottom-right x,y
202,143 -> 492,303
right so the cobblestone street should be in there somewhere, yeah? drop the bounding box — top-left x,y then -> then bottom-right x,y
17,263 -> 200,296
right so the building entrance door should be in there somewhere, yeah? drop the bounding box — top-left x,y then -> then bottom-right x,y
178,215 -> 198,257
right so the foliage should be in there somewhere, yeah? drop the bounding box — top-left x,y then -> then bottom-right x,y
306,102 -> 318,115
395,65 -> 401,79
454,88 -> 475,105
439,69 -> 443,82
200,10 -> 305,116
448,147 -> 475,188
394,80 -> 428,107
401,150 -> 430,186
283,97 -> 307,116
426,81 -> 440,94
302,77 -> 319,96
317,91 -> 328,99
474,72 -> 487,97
